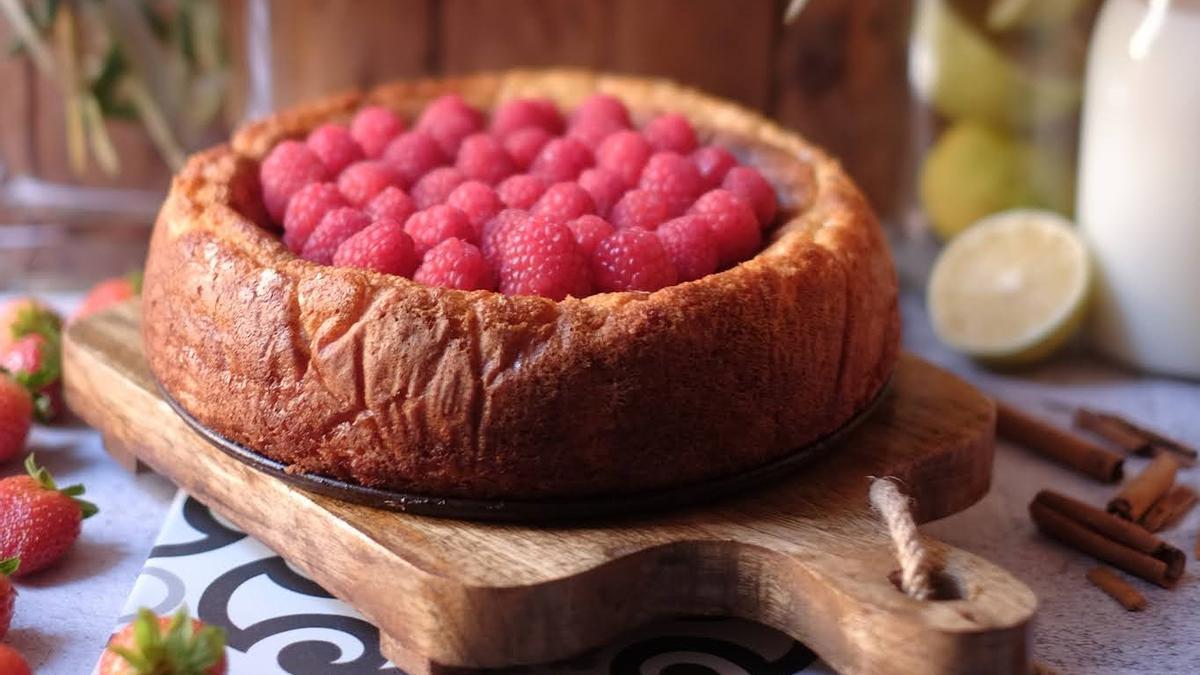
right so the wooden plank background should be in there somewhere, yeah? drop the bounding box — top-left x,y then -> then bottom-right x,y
2,0 -> 911,215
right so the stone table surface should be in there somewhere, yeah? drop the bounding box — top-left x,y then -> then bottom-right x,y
4,291 -> 1198,675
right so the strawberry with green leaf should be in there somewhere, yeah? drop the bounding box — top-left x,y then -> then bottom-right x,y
0,556 -> 18,639
99,607 -> 227,675
0,454 -> 98,576
74,271 -> 144,322
0,297 -> 64,422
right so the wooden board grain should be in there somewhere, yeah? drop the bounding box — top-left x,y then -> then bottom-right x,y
63,301 -> 1036,675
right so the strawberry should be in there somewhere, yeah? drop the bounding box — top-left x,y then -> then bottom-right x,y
0,455 -> 97,576
75,271 -> 143,322
0,644 -> 30,675
0,298 -> 61,422
0,374 -> 32,463
99,607 -> 227,675
0,557 -> 17,639
0,298 -> 60,352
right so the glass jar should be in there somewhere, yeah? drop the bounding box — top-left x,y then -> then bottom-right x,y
895,0 -> 1099,287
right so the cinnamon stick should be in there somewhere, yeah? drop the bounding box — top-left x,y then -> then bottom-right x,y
1077,408 -> 1198,466
1108,453 -> 1178,521
997,402 -> 1124,482
1140,485 -> 1198,533
1086,566 -> 1146,611
1030,490 -> 1184,587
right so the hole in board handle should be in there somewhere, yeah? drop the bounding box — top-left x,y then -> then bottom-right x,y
888,569 -> 964,601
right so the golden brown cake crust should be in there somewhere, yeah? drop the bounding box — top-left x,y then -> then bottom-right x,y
142,70 -> 900,499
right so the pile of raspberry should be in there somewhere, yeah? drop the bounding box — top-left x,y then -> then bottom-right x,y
260,93 -> 778,300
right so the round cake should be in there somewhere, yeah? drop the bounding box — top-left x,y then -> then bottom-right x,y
142,70 -> 899,500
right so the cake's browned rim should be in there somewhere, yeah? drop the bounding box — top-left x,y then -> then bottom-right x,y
176,69 -> 863,313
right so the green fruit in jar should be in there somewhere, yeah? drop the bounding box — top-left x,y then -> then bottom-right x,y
987,0 -> 1094,32
910,0 -> 1082,129
919,121 -> 1074,241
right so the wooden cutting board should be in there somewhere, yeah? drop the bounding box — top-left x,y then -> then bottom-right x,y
63,301 -> 1036,675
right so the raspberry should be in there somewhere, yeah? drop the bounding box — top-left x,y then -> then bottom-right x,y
656,215 -> 719,282
638,151 -> 704,216
566,214 -> 614,258
569,94 -> 632,148
722,166 -> 777,226
404,204 -> 476,255
503,127 -> 552,171
691,145 -> 737,189
595,130 -> 652,187
301,207 -> 371,264
416,94 -> 485,156
382,131 -> 449,187
592,227 -> 678,293
332,218 -> 420,277
577,168 -> 626,218
337,160 -> 400,206
643,113 -> 698,154
260,140 -> 329,223
350,105 -> 406,158
455,133 -> 516,185
532,182 -> 595,222
307,123 -> 365,174
481,208 -> 529,263
413,238 -> 495,291
496,174 -> 548,210
490,98 -> 565,137
689,189 -> 761,267
411,167 -> 466,209
609,189 -> 671,231
530,136 -> 593,183
446,180 -> 502,234
283,182 -> 347,252
497,215 -> 591,300
365,186 -> 416,224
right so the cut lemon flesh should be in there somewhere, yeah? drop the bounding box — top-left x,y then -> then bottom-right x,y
927,209 -> 1091,366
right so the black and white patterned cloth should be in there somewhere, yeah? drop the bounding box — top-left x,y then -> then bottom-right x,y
106,491 -> 834,674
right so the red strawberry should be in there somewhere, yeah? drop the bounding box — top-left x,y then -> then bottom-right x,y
0,557 -> 17,639
75,273 -> 142,322
0,334 -> 60,423
0,644 -> 30,675
0,299 -> 60,352
0,376 -> 33,463
99,607 -> 227,675
0,455 -> 97,576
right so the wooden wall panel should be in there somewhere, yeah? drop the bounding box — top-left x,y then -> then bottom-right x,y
440,0 -> 609,73
773,0 -> 913,215
0,20 -> 34,179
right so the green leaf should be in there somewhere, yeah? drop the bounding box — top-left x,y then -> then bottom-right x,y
23,453 -> 56,490
127,268 -> 144,295
89,45 -> 137,121
31,392 -> 55,423
0,557 -> 19,576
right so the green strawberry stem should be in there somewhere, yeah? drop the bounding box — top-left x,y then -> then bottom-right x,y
108,607 -> 226,675
24,454 -> 99,519
0,557 -> 18,576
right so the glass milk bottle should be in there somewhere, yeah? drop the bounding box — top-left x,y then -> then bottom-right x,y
1077,0 -> 1200,377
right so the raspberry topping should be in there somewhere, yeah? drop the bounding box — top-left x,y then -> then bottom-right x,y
577,168 -> 626,218
337,160 -> 400,206
656,215 -> 719,282
692,145 -> 737,189
332,218 -> 420,277
638,151 -> 704,216
503,127 -> 553,171
569,94 -> 632,148
595,130 -> 652,187
446,180 -> 502,234
491,98 -> 565,137
497,214 -> 592,300
566,214 -> 614,259
413,238 -> 495,291
283,182 -> 346,252
496,174 -> 549,210
532,182 -> 595,222
301,207 -> 371,264
415,94 -> 485,156
722,166 -> 777,226
609,189 -> 671,231
592,227 -> 678,293
455,133 -> 516,185
530,136 -> 594,183
307,123 -> 365,174
411,167 -> 467,210
404,204 -> 476,255
642,113 -> 698,154
365,186 -> 417,224
382,131 -> 449,187
350,106 -> 406,158
260,140 -> 329,223
481,208 -> 529,263
689,189 -> 761,267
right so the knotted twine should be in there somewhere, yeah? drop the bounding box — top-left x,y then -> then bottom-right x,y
868,477 -> 934,601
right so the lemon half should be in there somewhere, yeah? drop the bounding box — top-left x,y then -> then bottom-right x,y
927,209 -> 1091,366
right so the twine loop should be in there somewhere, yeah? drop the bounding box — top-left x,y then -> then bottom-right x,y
869,477 -> 933,601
